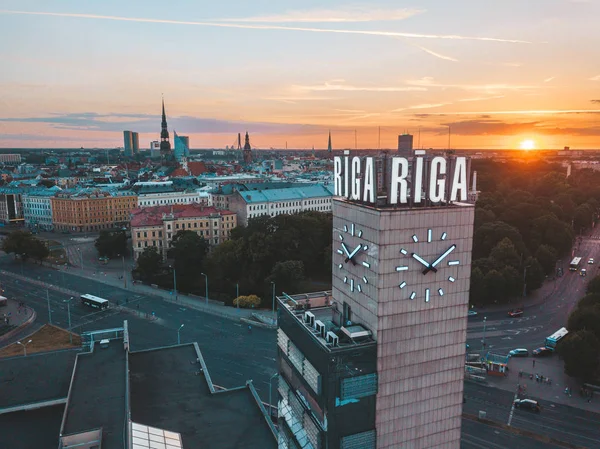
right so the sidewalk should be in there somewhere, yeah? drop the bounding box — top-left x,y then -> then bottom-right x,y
0,298 -> 36,344
36,261 -> 259,323
486,355 -> 600,413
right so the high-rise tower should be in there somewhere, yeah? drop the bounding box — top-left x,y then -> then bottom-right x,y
160,98 -> 171,157
243,131 -> 253,164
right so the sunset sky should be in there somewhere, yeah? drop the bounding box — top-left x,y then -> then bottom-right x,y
1,0 -> 599,150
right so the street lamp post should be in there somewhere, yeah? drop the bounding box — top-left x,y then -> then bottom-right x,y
268,372 -> 279,419
122,255 -> 127,289
523,265 -> 531,298
482,316 -> 487,352
177,324 -> 184,345
17,339 -> 33,357
201,273 -> 208,305
46,289 -> 52,325
173,267 -> 178,301
271,281 -> 276,324
64,297 -> 73,344
236,283 -> 239,310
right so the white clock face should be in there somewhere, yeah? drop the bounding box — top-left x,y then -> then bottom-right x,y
336,223 -> 370,294
396,229 -> 460,302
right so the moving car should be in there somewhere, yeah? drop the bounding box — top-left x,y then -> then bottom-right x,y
514,399 -> 541,412
508,309 -> 524,318
468,310 -> 478,317
580,268 -> 587,277
508,348 -> 529,357
588,258 -> 594,264
533,347 -> 553,357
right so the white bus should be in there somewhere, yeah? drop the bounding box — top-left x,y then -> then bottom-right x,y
80,294 -> 109,310
545,327 -> 568,350
569,257 -> 582,271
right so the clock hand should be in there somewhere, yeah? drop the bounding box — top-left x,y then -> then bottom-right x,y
423,245 -> 456,274
412,253 -> 437,273
341,243 -> 351,257
431,245 -> 456,268
345,244 -> 363,265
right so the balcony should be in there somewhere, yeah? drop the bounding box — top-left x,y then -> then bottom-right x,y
278,291 -> 375,351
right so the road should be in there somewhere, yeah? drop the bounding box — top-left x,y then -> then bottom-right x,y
460,418 -> 564,449
466,230 -> 600,355
464,382 -> 600,448
0,257 -> 278,403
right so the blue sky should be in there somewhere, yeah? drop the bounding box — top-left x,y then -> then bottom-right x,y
1,0 -> 599,149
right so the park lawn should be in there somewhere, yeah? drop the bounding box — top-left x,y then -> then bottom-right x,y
0,324 -> 80,358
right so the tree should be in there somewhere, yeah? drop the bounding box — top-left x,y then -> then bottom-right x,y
473,221 -> 526,260
1,230 -> 49,262
135,247 -> 163,282
567,304 -> 600,338
534,244 -> 558,275
38,179 -> 56,188
94,230 -> 127,259
558,330 -> 600,381
490,238 -> 521,269
1,230 -> 32,257
469,267 -> 486,305
577,293 -> 600,311
266,260 -> 306,295
586,275 -> 600,296
170,231 -> 209,290
524,257 -> 545,293
574,203 -> 594,233
483,269 -> 505,303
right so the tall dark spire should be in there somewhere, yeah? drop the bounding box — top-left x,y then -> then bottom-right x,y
327,130 -> 332,153
160,97 -> 171,156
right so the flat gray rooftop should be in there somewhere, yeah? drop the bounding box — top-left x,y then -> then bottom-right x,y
0,404 -> 64,449
0,349 -> 78,409
62,340 -> 126,448
130,344 -> 276,449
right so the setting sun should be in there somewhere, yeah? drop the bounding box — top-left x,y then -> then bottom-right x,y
520,139 -> 536,150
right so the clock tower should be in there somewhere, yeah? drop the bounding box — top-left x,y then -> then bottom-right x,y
332,169 -> 475,448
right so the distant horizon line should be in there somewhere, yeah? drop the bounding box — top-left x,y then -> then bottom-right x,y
0,147 -> 598,152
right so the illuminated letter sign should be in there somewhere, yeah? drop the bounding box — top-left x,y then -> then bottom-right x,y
334,155 -> 469,204
389,158 -> 409,204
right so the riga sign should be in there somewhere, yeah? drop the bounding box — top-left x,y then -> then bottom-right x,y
333,155 -> 469,204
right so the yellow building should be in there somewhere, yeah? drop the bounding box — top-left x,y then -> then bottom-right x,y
51,189 -> 137,233
131,204 -> 237,260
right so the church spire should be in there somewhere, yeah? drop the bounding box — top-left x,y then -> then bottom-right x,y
160,96 -> 171,156
327,130 -> 332,153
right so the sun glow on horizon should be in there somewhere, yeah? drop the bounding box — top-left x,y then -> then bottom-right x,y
520,139 -> 536,150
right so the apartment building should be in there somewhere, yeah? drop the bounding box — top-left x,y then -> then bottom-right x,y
51,188 -> 137,232
130,204 -> 237,260
22,188 -> 61,231
229,183 -> 334,226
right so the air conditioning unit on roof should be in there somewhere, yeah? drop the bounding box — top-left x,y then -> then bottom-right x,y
326,331 -> 339,347
315,320 -> 325,337
304,311 -> 315,327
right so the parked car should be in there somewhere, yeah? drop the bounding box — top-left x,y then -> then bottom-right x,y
468,310 -> 478,317
533,347 -> 553,357
514,399 -> 541,412
588,258 -> 594,264
508,348 -> 529,357
508,309 -> 524,318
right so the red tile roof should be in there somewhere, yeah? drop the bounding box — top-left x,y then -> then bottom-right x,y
130,204 -> 235,227
170,161 -> 208,178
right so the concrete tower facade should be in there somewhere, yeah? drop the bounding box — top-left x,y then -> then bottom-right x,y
332,198 -> 474,448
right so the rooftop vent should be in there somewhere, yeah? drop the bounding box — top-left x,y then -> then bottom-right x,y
341,324 -> 371,340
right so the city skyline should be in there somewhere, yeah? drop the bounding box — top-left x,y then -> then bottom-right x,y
1,0 -> 600,150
